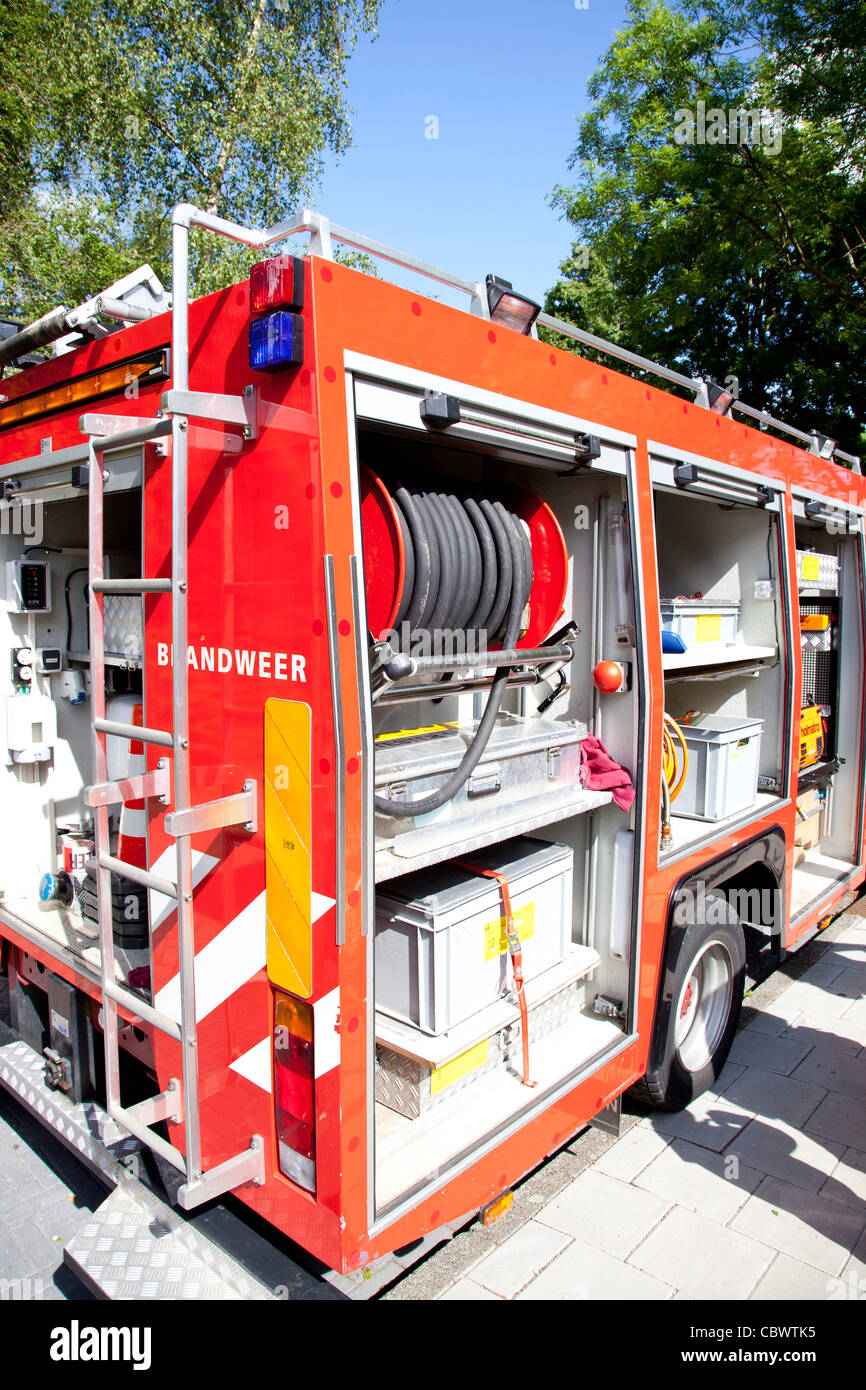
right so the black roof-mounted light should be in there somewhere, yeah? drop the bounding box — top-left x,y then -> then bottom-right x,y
485,276 -> 540,336
810,431 -> 836,461
704,378 -> 735,415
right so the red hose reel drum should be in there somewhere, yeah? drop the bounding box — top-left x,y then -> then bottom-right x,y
360,466 -> 568,647
360,465 -> 406,635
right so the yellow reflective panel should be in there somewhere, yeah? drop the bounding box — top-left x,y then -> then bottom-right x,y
265,699 -> 313,999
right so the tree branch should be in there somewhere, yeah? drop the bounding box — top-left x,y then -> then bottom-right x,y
205,0 -> 269,216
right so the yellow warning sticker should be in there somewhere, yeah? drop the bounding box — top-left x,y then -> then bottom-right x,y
483,903 -> 535,963
695,614 -> 722,643
430,1039 -> 489,1095
801,554 -> 821,581
375,723 -> 458,743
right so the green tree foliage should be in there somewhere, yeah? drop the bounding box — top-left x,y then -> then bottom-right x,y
545,0 -> 866,455
0,0 -> 380,320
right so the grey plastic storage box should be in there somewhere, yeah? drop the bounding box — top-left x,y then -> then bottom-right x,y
675,713 -> 764,821
374,837 -> 573,1035
660,598 -> 740,649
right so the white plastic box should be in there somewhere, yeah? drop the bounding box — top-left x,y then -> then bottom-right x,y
375,838 -> 573,1035
675,713 -> 764,821
661,598 -> 740,648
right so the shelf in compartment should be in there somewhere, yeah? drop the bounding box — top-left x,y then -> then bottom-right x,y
661,791 -> 782,860
67,651 -> 143,670
374,785 -> 613,883
0,897 -> 148,985
791,850 -> 854,918
662,644 -> 777,674
375,946 -> 602,1069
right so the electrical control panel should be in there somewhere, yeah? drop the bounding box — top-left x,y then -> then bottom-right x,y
5,558 -> 51,612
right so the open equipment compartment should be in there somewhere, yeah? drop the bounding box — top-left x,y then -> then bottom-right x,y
789,494 -> 866,918
351,378 -> 645,1216
651,457 -> 790,860
0,454 -> 156,1083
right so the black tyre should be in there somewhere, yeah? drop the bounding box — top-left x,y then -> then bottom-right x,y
635,890 -> 746,1111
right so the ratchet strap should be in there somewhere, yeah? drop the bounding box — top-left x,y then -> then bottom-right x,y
454,861 -> 536,1088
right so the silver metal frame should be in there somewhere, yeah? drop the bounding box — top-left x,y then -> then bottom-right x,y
324,555 -> 347,947
73,210 -> 271,1204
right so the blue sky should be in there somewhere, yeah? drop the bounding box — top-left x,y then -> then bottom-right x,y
316,0 -> 632,307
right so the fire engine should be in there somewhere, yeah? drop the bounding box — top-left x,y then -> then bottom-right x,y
0,204 -> 863,1298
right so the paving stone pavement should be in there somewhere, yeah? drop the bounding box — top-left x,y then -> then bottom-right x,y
1,905 -> 864,1301
384,902 -> 866,1300
0,1089 -> 101,1301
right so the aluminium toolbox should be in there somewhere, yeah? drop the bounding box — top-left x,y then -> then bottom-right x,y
660,598 -> 740,648
797,550 -> 839,594
374,836 -> 573,1035
374,711 -> 585,837
376,985 -> 580,1119
675,713 -> 763,821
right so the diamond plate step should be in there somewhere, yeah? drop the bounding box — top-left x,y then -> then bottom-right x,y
0,1036 -> 140,1184
64,1181 -> 278,1300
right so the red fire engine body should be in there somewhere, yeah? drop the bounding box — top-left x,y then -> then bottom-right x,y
0,206 -> 863,1290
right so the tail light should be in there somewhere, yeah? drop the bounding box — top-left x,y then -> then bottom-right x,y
274,992 -> 316,1193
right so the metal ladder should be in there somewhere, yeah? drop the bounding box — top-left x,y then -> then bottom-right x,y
80,403 -> 264,1209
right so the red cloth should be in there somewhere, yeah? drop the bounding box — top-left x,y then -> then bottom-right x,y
579,734 -> 636,812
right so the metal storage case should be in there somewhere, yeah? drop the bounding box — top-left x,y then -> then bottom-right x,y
375,837 -> 573,1035
374,713 -> 586,837
676,713 -> 764,821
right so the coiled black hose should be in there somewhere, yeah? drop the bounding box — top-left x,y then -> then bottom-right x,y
375,483 -> 533,818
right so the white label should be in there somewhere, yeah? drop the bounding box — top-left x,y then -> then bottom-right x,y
49,1009 -> 69,1039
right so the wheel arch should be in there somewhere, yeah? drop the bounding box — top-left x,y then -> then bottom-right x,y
649,827 -> 787,1073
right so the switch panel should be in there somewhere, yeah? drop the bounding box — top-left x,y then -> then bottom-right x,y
6,559 -> 51,612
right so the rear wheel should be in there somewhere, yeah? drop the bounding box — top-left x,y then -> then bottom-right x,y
635,892 -> 745,1110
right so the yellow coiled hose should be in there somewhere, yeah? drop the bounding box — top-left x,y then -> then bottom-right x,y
662,712 -> 689,802
661,712 -> 689,845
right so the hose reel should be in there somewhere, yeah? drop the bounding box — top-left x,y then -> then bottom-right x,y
361,467 -> 569,818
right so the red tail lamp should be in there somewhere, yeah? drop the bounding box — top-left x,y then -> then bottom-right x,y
274,993 -> 316,1193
